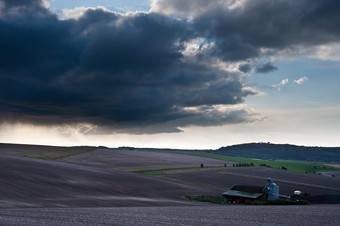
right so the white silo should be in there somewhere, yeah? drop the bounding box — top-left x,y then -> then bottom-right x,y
264,177 -> 280,200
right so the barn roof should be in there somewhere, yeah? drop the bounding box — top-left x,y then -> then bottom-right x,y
223,190 -> 263,199
223,185 -> 264,199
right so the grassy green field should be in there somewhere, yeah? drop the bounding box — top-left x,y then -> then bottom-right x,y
132,166 -> 223,176
165,151 -> 340,174
21,146 -> 340,174
22,147 -> 97,160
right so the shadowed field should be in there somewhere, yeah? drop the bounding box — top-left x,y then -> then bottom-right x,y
60,148 -> 233,171
162,167 -> 340,196
0,142 -> 340,225
0,205 -> 339,225
0,154 -> 220,208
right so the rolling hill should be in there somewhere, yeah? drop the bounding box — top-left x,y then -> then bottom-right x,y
213,143 -> 340,163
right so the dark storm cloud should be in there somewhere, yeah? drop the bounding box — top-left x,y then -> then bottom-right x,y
163,0 -> 340,61
238,64 -> 251,73
3,0 -> 339,134
1,0 -> 44,9
255,63 -> 277,74
0,0 -> 259,133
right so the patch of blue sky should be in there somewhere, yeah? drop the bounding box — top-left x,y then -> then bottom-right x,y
49,0 -> 150,13
247,57 -> 340,110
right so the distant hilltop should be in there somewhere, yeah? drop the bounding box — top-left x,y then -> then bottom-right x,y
117,142 -> 340,164
213,143 -> 340,164
1,142 -> 339,164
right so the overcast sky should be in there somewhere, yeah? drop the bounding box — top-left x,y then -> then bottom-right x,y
0,0 -> 340,148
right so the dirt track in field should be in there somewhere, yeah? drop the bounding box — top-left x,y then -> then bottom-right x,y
325,164 -> 340,168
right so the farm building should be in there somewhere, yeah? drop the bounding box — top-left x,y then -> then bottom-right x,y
223,185 -> 266,204
223,177 -> 280,204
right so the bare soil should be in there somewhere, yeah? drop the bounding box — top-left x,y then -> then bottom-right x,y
0,143 -> 60,156
1,143 -> 340,210
0,205 -> 339,225
0,155 -> 219,208
60,148 -> 232,171
325,164 -> 340,168
163,167 -> 340,197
